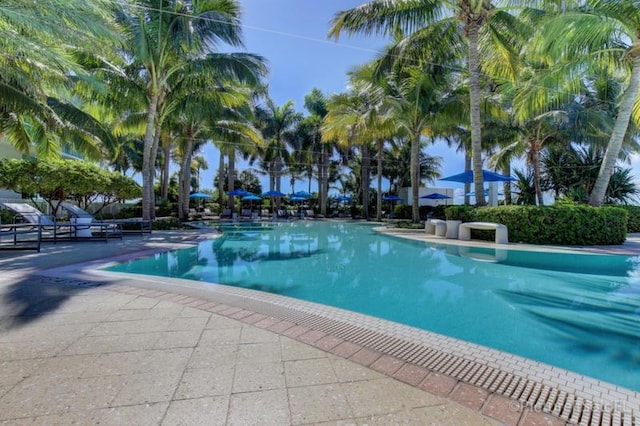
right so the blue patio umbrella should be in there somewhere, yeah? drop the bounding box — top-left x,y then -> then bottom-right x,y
189,192 -> 211,209
440,169 -> 515,183
227,189 -> 249,196
262,190 -> 285,215
336,195 -> 352,202
241,194 -> 262,211
189,192 -> 212,199
241,194 -> 262,201
421,193 -> 452,200
382,194 -> 403,201
293,190 -> 313,198
290,196 -> 308,202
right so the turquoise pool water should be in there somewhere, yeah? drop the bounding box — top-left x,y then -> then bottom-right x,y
107,221 -> 640,391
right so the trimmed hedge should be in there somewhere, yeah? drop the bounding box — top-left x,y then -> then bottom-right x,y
445,205 -> 628,245
616,205 -> 640,233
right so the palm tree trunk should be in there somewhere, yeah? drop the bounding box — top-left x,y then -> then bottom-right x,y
589,51 -> 640,206
217,150 -> 225,206
464,153 -> 471,205
361,144 -> 370,220
275,157 -> 282,209
376,139 -> 383,221
141,92 -> 159,221
148,121 -> 162,219
228,151 -> 236,212
468,21 -> 486,206
179,139 -> 194,220
502,162 -> 512,205
531,141 -> 544,206
320,146 -> 329,216
411,132 -> 421,223
161,136 -> 171,201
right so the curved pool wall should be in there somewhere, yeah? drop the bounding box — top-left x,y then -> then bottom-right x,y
106,221 -> 640,392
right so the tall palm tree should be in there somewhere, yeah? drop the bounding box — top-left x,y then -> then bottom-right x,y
328,0 -> 522,206
118,0 -> 266,220
529,0 -> 640,206
323,89 -> 378,220
255,99 -> 301,208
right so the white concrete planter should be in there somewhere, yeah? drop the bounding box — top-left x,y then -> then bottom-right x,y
445,220 -> 462,239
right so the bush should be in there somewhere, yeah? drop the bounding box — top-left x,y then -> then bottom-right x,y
616,205 -> 640,233
152,217 -> 183,230
393,204 -> 412,219
471,205 -> 627,245
395,221 -> 425,229
444,205 -> 475,221
0,209 -> 16,224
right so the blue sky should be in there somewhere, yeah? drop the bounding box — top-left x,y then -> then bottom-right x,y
198,0 -> 467,195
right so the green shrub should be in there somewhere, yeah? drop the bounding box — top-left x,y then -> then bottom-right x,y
444,205 -> 475,221
0,209 -> 16,224
616,205 -> 640,233
471,205 -> 627,245
395,221 -> 425,229
152,217 -> 183,230
393,204 -> 412,219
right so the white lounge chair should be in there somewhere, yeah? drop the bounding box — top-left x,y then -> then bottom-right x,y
1,202 -> 122,241
60,202 -> 150,235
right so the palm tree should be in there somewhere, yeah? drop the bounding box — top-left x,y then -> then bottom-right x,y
255,99 -> 301,208
0,0 -> 120,158
529,1 -> 640,206
117,0 -> 266,220
328,0 -> 522,206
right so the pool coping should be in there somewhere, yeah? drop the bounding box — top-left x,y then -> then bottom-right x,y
36,232 -> 640,426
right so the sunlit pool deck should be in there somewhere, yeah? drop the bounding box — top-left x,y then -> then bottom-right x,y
0,226 -> 638,425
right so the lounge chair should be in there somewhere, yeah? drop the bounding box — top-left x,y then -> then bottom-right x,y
220,208 -> 232,219
1,202 -> 122,241
240,209 -> 252,219
201,208 -> 216,219
60,202 -> 151,235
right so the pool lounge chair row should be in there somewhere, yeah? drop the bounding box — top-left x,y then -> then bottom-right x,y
0,202 -> 151,251
60,202 -> 152,235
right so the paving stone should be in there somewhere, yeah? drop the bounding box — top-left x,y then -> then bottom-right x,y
188,345 -> 238,369
393,363 -> 429,386
236,342 -> 282,364
349,347 -> 382,366
450,382 -> 490,411
285,358 -> 339,387
198,327 -> 241,346
519,409 -> 567,425
95,403 -> 169,426
343,378 -> 445,418
228,389 -> 290,426
0,359 -> 43,386
370,354 -> 404,376
240,324 -> 281,343
288,383 -> 354,425
111,371 -> 182,406
174,366 -> 235,399
330,341 -> 362,358
419,372 -> 458,396
281,336 -> 327,361
329,356 -> 385,383
233,361 -> 285,393
162,396 -> 229,426
481,394 -> 523,426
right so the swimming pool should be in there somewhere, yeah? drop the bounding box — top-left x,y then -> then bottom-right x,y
107,221 -> 640,391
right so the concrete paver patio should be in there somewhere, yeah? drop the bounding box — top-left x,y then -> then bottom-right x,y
0,231 -> 501,425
